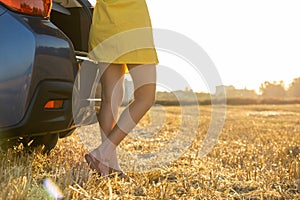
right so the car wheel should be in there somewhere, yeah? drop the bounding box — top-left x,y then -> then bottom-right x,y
25,134 -> 59,154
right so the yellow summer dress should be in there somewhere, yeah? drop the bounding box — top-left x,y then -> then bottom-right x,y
88,0 -> 159,65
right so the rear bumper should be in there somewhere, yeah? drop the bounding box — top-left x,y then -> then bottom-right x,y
0,81 -> 75,140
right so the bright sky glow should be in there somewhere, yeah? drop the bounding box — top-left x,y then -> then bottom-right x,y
147,0 -> 300,92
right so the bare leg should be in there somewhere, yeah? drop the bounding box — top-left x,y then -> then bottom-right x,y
90,64 -> 156,174
96,63 -> 126,172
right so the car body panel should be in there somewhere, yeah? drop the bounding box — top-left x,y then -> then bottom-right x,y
0,9 -> 35,127
0,5 -> 78,135
0,0 -> 93,143
0,5 -> 5,15
25,16 -> 78,110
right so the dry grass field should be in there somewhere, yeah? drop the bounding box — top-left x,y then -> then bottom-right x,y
0,104 -> 300,199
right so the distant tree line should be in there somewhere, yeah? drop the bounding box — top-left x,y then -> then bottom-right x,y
153,77 -> 300,105
259,77 -> 300,98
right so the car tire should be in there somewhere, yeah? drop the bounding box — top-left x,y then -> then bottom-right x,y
25,134 -> 59,154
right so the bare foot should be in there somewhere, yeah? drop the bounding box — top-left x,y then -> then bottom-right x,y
84,154 -> 110,176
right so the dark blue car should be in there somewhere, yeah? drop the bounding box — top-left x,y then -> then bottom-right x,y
0,0 -> 93,153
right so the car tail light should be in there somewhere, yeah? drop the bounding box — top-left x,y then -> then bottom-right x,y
44,100 -> 64,109
0,0 -> 52,18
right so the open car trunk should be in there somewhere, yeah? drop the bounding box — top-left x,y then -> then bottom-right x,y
51,1 -> 101,127
50,0 -> 93,52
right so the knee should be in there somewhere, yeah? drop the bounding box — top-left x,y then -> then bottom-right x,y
102,89 -> 124,108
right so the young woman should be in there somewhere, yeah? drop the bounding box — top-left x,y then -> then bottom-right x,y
85,0 -> 158,178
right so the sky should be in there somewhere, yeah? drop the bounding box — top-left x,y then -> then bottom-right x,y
88,0 -> 300,93
147,0 -> 300,93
